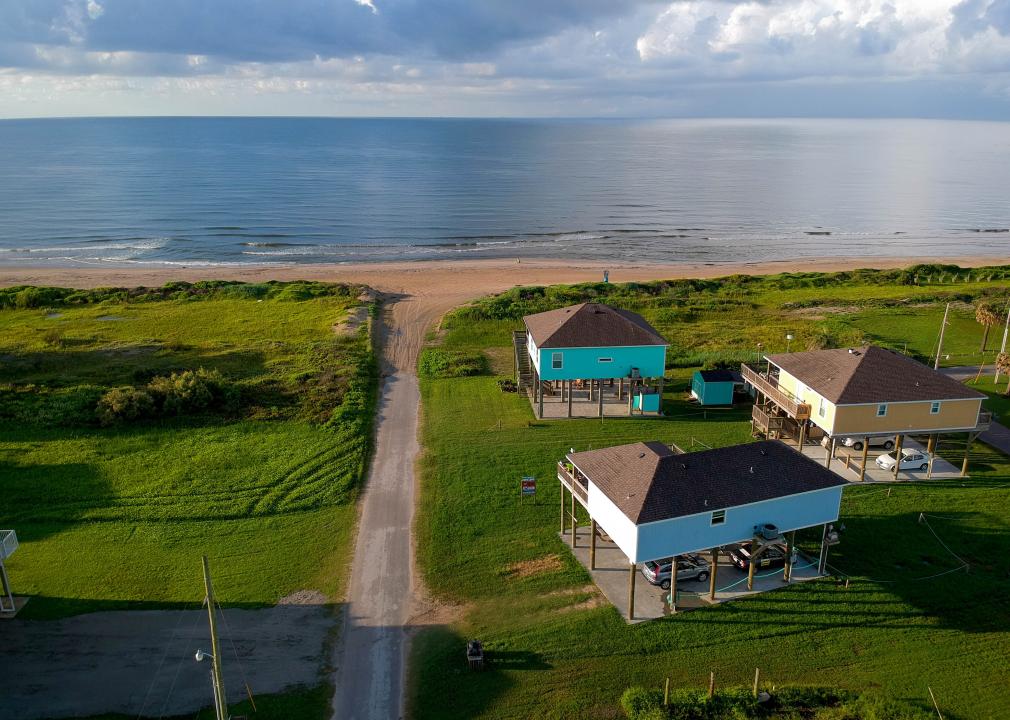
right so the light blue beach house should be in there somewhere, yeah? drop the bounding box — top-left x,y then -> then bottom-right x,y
557,439 -> 846,618
513,303 -> 668,418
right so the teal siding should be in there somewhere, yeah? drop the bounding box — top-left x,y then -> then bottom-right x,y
692,371 -> 734,405
536,344 -> 666,381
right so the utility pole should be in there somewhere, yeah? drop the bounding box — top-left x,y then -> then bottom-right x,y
996,305 -> 1010,385
934,303 -> 950,371
203,555 -> 229,720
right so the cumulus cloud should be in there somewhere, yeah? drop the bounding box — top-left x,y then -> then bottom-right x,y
3,0 -> 1010,117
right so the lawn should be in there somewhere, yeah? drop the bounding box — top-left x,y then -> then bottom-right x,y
410,266 -> 1010,720
0,281 -> 378,619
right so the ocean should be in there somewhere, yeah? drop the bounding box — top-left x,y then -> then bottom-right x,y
0,117 -> 1008,267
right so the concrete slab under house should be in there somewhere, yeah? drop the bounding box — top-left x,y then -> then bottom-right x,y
514,303 -> 668,419
742,345 -> 990,481
557,440 -> 847,621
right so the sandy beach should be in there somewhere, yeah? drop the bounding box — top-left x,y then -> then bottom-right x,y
1,254 -> 1007,294
1,254 -> 1005,371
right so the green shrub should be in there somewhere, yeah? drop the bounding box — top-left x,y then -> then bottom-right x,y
42,329 -> 65,348
621,687 -> 664,719
96,386 -> 155,426
418,348 -> 488,379
147,368 -> 238,415
619,685 -> 933,720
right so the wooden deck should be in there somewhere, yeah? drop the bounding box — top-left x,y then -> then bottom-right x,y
741,363 -> 810,420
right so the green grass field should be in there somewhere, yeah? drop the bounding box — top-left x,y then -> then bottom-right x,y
411,267 -> 1010,720
0,282 -> 377,619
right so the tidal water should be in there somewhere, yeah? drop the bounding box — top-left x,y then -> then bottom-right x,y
0,117 -> 1008,266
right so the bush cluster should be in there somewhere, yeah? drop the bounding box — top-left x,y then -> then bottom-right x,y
620,685 -> 936,720
448,264 -> 1010,324
96,368 -> 239,425
0,280 -> 363,310
418,348 -> 488,379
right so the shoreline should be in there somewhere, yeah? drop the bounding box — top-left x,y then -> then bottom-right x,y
0,255 -> 1006,294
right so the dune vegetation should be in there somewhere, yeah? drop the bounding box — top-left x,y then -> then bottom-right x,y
0,281 -> 378,620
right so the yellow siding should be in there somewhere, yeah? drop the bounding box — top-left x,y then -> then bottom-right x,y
832,398 -> 983,435
778,370 -> 837,433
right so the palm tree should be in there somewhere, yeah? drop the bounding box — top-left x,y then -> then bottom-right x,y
998,352 -> 1010,394
976,302 -> 1000,352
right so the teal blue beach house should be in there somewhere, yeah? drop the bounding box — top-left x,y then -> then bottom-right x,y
514,303 -> 668,419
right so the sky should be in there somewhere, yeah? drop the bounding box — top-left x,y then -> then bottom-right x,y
3,0 -> 1010,118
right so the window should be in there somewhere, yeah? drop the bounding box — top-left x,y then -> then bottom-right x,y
930,401 -> 941,414
598,357 -> 613,363
818,398 -> 826,418
876,404 -> 888,417
711,510 -> 726,526
552,352 -> 563,370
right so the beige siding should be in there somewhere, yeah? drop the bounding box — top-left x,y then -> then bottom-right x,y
832,398 -> 983,435
777,370 -> 836,433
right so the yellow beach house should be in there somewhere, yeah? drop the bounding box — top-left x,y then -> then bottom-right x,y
742,345 -> 989,479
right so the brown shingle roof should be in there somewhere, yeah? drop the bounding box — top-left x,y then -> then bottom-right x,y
568,440 -> 846,525
765,345 -> 985,405
523,303 -> 667,349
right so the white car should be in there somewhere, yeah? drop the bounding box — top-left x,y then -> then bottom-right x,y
875,448 -> 931,472
841,436 -> 894,452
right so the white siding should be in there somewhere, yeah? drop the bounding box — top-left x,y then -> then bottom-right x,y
587,481 -> 638,562
527,332 -> 541,375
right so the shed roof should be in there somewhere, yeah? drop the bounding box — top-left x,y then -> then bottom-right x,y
765,345 -> 985,405
567,440 -> 846,525
698,369 -> 743,384
523,303 -> 667,349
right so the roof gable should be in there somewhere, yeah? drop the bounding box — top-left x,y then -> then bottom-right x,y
568,440 -> 846,525
523,303 -> 667,349
765,345 -> 985,405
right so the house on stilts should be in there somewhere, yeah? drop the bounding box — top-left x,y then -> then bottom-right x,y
557,439 -> 847,620
514,303 -> 668,419
742,345 -> 991,480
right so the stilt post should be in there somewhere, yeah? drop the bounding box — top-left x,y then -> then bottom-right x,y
709,548 -> 719,600
560,484 -> 566,533
567,380 -> 573,418
628,562 -> 636,621
962,433 -> 973,477
818,524 -> 830,574
598,380 -> 604,418
797,421 -> 807,452
590,519 -> 597,570
669,555 -> 678,613
892,434 -> 903,480
859,442 -> 869,482
570,492 -> 577,547
927,434 -> 937,478
783,531 -> 794,582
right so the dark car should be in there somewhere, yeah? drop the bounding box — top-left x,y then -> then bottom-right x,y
641,553 -> 710,590
727,542 -> 787,572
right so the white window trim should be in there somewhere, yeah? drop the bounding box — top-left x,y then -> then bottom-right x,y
552,352 -> 563,370
876,403 -> 888,417
930,401 -> 941,414
710,510 -> 726,526
598,357 -> 613,363
818,398 -> 826,418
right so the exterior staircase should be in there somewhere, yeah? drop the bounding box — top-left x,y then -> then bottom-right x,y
513,330 -> 533,392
